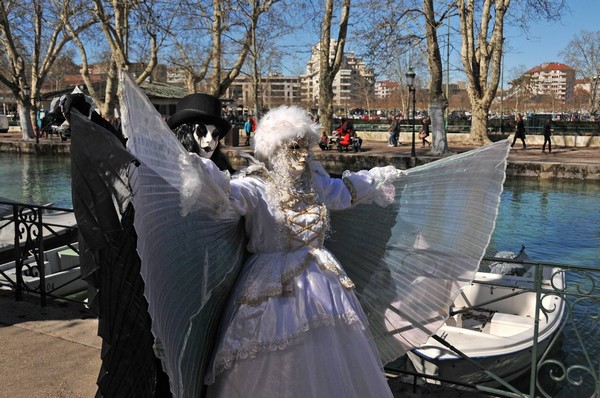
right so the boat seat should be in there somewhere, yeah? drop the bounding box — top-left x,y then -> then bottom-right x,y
57,248 -> 78,271
489,313 -> 534,337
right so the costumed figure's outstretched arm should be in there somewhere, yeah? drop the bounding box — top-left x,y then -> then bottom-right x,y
310,160 -> 401,210
119,71 -> 246,398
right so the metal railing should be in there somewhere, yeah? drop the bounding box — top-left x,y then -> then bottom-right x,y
0,199 -> 80,306
385,256 -> 600,397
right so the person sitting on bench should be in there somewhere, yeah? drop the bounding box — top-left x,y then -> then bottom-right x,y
338,131 -> 351,151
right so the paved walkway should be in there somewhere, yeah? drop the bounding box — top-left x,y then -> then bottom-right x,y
0,290 -> 100,398
227,139 -> 600,180
0,290 -> 489,397
327,139 -> 600,166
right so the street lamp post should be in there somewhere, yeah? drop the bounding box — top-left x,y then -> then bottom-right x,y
405,67 -> 417,157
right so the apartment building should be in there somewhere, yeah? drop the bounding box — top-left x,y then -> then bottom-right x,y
300,41 -> 375,107
225,73 -> 301,108
526,62 -> 576,101
375,80 -> 400,99
220,43 -> 374,109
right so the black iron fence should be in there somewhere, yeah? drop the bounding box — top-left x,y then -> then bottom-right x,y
349,119 -> 600,135
0,199 -> 80,306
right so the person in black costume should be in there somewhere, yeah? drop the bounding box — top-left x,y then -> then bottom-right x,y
67,92 -> 235,398
167,94 -> 235,174
66,93 -> 172,398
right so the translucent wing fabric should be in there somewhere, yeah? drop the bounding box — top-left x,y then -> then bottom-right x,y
120,72 -> 246,398
326,140 -> 510,365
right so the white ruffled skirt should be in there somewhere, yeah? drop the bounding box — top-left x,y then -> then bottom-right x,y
205,251 -> 393,398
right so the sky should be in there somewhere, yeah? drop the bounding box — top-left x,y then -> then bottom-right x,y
500,0 -> 599,84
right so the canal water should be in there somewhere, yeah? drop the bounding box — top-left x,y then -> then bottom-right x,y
0,153 -> 73,208
1,153 -> 599,396
2,153 -> 597,266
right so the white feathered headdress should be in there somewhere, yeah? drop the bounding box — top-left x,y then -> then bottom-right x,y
253,106 -> 320,162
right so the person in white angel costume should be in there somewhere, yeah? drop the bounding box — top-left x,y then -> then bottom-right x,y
118,71 -> 510,398
202,105 -> 402,397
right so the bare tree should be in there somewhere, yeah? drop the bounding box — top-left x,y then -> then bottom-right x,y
457,0 -> 508,145
353,0 -> 451,152
560,30 -> 600,115
318,0 -> 350,135
351,73 -> 375,115
422,0 -> 453,154
65,0 -> 177,118
457,0 -> 567,144
506,65 -> 534,112
46,50 -> 80,91
247,0 -> 287,118
0,0 -> 93,140
168,0 -> 279,104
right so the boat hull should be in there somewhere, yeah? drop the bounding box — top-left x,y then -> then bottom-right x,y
0,209 -> 78,264
0,244 -> 86,297
407,329 -> 555,387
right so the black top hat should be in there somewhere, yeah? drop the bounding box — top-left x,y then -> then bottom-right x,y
167,94 -> 232,138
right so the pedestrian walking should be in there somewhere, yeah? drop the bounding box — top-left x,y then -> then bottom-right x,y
244,116 -> 253,146
542,117 -> 552,153
511,113 -> 527,149
419,116 -> 431,147
388,115 -> 400,147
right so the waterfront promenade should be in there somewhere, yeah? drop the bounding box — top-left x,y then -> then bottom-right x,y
1,130 -> 599,180
0,131 -> 598,397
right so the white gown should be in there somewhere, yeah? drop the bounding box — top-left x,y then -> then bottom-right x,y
203,164 -> 396,397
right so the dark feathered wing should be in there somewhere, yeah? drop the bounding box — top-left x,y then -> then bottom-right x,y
70,111 -> 172,397
326,140 -> 510,364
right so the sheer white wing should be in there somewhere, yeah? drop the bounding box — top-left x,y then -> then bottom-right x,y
119,71 -> 246,397
326,140 -> 510,364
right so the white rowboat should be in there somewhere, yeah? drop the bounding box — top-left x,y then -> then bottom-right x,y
407,249 -> 566,387
0,243 -> 85,297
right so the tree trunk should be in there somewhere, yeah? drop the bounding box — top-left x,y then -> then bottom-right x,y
19,102 -> 34,140
470,104 -> 491,145
423,0 -> 448,154
98,61 -> 119,120
429,96 -> 448,153
458,0 -> 508,145
319,77 -> 334,134
318,0 -> 350,137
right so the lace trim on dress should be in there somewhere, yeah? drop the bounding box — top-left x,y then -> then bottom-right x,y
342,176 -> 358,204
204,311 -> 364,383
236,252 -> 355,306
236,254 -> 314,306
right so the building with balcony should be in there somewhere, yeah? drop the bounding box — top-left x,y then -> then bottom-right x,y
300,41 -> 375,108
225,73 -> 301,109
374,80 -> 400,99
525,62 -> 576,101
